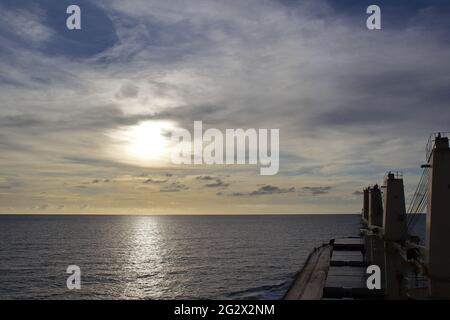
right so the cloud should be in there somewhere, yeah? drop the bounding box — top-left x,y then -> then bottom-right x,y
1,0 -> 118,58
353,190 -> 364,195
0,177 -> 20,190
195,175 -> 230,188
251,185 -> 295,195
143,178 -> 167,184
115,83 -> 139,99
222,184 -> 295,196
3,1 -> 450,171
0,114 -> 41,127
196,175 -> 217,181
91,179 -> 111,184
1,0 -> 450,213
204,179 -> 229,188
301,186 -> 332,195
160,182 -> 188,192
0,4 -> 54,46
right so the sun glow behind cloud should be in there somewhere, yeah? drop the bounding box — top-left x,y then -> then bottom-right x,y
108,120 -> 176,166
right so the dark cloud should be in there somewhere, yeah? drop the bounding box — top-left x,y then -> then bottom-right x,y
313,67 -> 450,130
221,185 -> 295,196
204,179 -> 230,188
160,182 -> 188,192
91,179 -> 111,184
251,185 -> 295,195
0,107 -> 160,134
116,84 -> 139,99
196,175 -> 217,181
301,186 -> 332,195
0,114 -> 41,127
144,178 -> 167,184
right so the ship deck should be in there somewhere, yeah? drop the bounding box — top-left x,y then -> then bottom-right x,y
284,237 -> 384,300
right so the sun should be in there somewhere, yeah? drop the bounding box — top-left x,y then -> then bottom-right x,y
109,120 -> 176,165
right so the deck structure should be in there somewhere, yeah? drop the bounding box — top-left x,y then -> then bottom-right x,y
284,237 -> 383,300
284,133 -> 450,300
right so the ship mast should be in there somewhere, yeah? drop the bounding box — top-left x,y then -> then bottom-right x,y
425,133 -> 450,298
383,172 -> 408,242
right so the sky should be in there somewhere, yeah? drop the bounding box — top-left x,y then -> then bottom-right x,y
1,0 -> 450,214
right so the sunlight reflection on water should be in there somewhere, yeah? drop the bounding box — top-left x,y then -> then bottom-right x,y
0,215 -> 362,299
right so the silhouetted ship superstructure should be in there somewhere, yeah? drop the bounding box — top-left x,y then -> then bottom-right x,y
284,132 -> 450,299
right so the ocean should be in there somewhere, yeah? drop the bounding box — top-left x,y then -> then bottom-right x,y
0,214 -> 367,299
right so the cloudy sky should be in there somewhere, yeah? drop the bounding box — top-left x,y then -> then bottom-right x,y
1,0 -> 449,214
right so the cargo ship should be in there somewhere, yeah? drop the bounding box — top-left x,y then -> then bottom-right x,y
284,132 -> 450,300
